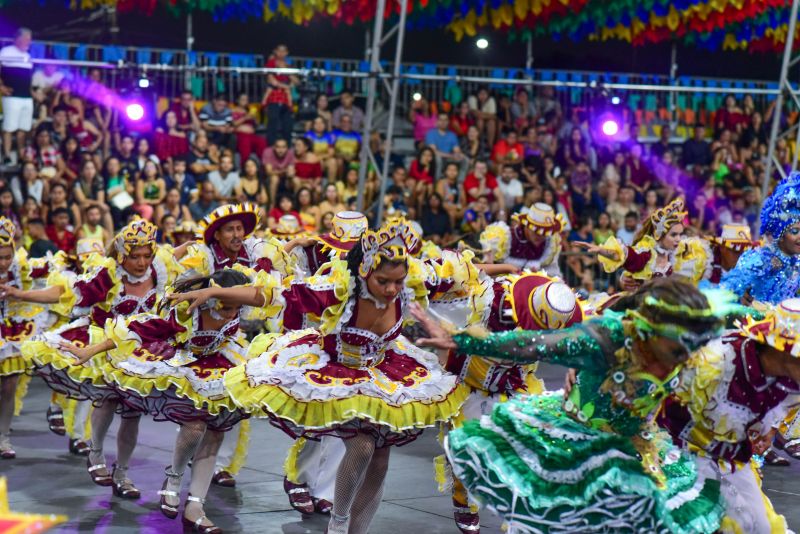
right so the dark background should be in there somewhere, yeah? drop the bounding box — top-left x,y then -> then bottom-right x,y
0,4 -> 787,80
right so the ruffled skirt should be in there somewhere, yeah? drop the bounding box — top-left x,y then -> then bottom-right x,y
0,305 -> 54,377
224,330 -> 469,447
445,393 -> 724,534
101,341 -> 249,432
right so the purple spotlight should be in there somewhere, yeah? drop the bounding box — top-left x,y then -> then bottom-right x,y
601,119 -> 619,137
126,103 -> 145,121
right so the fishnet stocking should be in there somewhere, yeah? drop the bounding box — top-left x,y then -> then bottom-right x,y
164,421 -> 207,508
88,401 -> 116,466
348,446 -> 390,534
113,415 -> 140,482
0,375 -> 19,435
186,428 -> 224,527
327,434 -> 377,534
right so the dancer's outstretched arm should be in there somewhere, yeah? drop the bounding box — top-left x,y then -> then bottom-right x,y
0,283 -> 64,303
167,285 -> 266,313
60,338 -> 115,366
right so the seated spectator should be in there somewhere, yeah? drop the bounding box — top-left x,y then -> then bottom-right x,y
462,194 -> 493,236
332,115 -> 362,177
11,161 -> 48,208
231,93 -> 267,164
320,211 -> 335,233
497,164 -> 524,215
0,189 -> 20,239
134,159 -> 166,221
420,192 -> 452,246
199,93 -> 235,150
468,87 -> 498,146
332,91 -> 365,131
570,159 -> 599,216
491,129 -> 525,168
157,213 -> 177,245
715,95 -> 746,135
296,187 -> 320,233
384,185 -> 409,217
154,187 -> 193,229
601,150 -> 626,194
650,124 -> 673,160
32,61 -> 65,94
267,193 -> 301,230
463,160 -> 503,214
337,167 -> 368,208
114,134 -> 139,181
315,94 -> 332,129
154,110 -> 190,163
370,132 -> 404,175
66,105 -> 102,168
20,195 -> 41,227
23,127 -> 63,181
624,144 -> 653,201
292,137 -> 323,196
560,127 -> 590,169
450,102 -> 474,138
73,159 -> 110,231
189,181 -> 220,221
168,90 -> 201,135
594,212 -> 614,245
317,184 -> 345,226
207,153 -> 240,201
542,186 -> 572,232
49,105 -> 68,147
42,182 -> 76,230
606,185 -> 639,230
234,158 -> 269,208
460,124 -> 488,166
616,211 -> 640,246
27,218 -> 57,258
409,97 -> 437,148
511,89 -> 536,133
425,113 -> 466,174
533,86 -> 562,121
682,124 -> 712,168
76,204 -> 110,245
104,156 -> 135,228
306,116 -> 338,183
653,150 -> 681,198
45,206 -> 76,253
135,137 -> 160,174
165,157 -> 197,207
262,137 -> 295,202
436,162 -> 465,230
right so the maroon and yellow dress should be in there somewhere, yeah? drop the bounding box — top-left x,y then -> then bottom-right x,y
99,303 -> 251,432
224,257 -> 472,448
22,252 -> 175,407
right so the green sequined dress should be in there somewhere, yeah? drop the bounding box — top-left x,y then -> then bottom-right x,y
445,315 -> 723,534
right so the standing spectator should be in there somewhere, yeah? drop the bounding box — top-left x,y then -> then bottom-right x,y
45,207 -> 76,253
0,28 -> 34,166
154,110 -> 190,164
436,161 -> 465,229
682,124 -> 712,168
460,124 -> 488,166
409,97 -> 437,148
262,43 -> 297,144
207,154 -> 240,201
133,159 -> 166,221
496,164 -> 524,213
468,87 -> 498,147
491,130 -> 525,168
450,102 -> 474,138
425,113 -> 466,175
261,137 -> 295,202
332,115 -> 361,177
463,160 -> 503,214
164,157 -> 197,207
168,90 -> 201,135
199,94 -> 235,151
186,133 -> 218,183
76,204 -> 111,245
332,91 -> 365,131
189,181 -> 220,221
421,192 -> 452,245
306,116 -> 337,183
231,93 -> 267,164
511,89 -> 536,132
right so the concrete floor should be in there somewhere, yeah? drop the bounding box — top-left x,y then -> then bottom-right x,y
4,365 -> 800,534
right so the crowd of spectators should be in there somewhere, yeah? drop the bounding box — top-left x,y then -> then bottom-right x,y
0,28 -> 779,290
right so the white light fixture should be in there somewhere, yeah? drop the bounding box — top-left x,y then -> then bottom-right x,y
611,96 -> 621,105
138,77 -> 150,89
476,38 -> 489,50
412,92 -> 422,101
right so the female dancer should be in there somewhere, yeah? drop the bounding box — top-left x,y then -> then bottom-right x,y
577,198 -> 687,289
14,219 -> 178,497
177,222 -> 474,534
0,216 -> 58,457
61,268 -> 265,533
414,278 -> 731,534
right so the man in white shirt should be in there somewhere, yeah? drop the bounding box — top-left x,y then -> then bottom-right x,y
207,154 -> 240,201
32,62 -> 65,93
0,28 -> 34,166
497,163 -> 524,213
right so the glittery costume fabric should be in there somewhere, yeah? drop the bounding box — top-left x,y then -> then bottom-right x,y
446,316 -> 724,534
719,244 -> 800,304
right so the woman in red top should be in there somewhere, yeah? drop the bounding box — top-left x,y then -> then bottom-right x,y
232,93 -> 267,164
409,146 -> 436,214
450,102 -> 474,138
292,137 -> 323,196
66,106 -> 101,168
262,44 -> 297,144
267,193 -> 301,231
154,110 -> 190,164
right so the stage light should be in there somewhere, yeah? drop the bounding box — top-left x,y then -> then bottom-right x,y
412,92 -> 422,101
137,77 -> 150,89
126,103 -> 145,121
611,96 -> 621,105
476,38 -> 489,49
601,119 -> 619,137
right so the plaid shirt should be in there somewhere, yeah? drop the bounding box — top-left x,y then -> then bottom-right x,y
24,145 -> 61,167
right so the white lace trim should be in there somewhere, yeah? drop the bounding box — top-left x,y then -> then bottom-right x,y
118,265 -> 151,284
664,470 -> 704,511
358,278 -> 388,309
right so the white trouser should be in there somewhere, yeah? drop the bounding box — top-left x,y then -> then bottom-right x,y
1,96 -> 33,132
295,436 -> 346,502
694,455 -> 791,534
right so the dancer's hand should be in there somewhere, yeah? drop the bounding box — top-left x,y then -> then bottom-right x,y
60,342 -> 96,366
563,369 -> 577,399
167,288 -> 217,313
410,303 -> 457,351
573,241 -> 619,261
0,284 -> 21,300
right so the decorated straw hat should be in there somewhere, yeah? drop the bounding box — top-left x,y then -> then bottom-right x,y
509,272 -> 583,330
75,238 -> 105,259
316,211 -> 368,253
385,213 -> 424,255
711,223 -> 754,251
112,219 -> 158,259
270,214 -> 309,241
739,298 -> 800,356
513,203 -> 564,236
0,217 -> 15,247
650,198 -> 687,240
196,203 -> 259,246
173,221 -> 198,236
